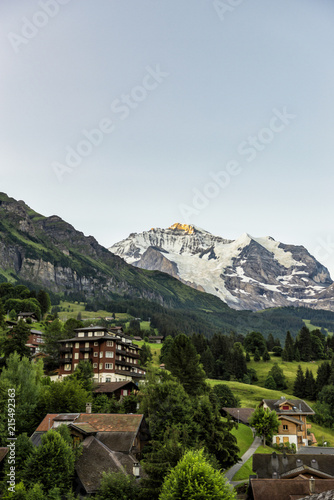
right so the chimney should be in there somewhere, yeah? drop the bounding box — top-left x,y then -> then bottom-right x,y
309,476 -> 315,494
86,402 -> 92,414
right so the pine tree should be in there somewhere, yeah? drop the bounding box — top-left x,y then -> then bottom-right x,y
266,333 -> 275,352
293,365 -> 305,398
284,331 -> 295,361
296,327 -> 312,362
262,348 -> 270,362
254,347 -> 261,362
316,361 -> 331,393
304,369 -> 316,401
264,375 -> 276,390
165,334 -> 206,396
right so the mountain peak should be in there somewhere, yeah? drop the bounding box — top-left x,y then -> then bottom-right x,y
169,223 -> 196,234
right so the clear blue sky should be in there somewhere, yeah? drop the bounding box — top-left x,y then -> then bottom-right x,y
1,0 -> 334,276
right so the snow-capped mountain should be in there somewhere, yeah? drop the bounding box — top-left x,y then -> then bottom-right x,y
109,223 -> 334,311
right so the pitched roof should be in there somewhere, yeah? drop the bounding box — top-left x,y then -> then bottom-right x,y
222,407 -> 255,425
96,431 -> 137,453
250,479 -> 334,500
74,414 -> 143,433
34,414 -> 61,432
263,399 -> 314,414
253,453 -> 334,479
75,436 -> 136,494
298,447 -> 334,455
93,381 -> 138,394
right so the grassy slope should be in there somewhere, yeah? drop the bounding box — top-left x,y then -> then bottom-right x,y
233,446 -> 277,481
246,356 -> 320,393
229,423 -> 254,458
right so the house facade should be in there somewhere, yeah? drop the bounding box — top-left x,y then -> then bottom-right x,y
58,326 -> 146,383
260,398 -> 315,449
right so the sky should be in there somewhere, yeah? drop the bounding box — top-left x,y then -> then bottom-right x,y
1,0 -> 334,276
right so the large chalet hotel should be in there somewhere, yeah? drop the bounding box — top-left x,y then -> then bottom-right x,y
58,326 -> 146,383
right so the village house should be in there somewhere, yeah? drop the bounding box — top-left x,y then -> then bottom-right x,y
58,325 -> 146,384
260,397 -> 315,449
93,380 -> 138,400
17,311 -> 38,322
30,411 -> 150,496
26,328 -> 44,356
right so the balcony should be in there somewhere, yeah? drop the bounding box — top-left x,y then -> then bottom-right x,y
60,347 -> 72,352
79,347 -> 92,353
59,358 -> 73,364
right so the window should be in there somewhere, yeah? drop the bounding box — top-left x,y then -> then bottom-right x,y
95,331 -> 103,336
74,363 -> 78,370
100,352 -> 103,358
105,363 -> 113,370
78,333 -> 84,337
94,352 -> 98,357
74,353 -> 79,360
84,353 -> 89,359
94,342 -> 98,346
93,363 -> 98,368
106,377 -> 111,382
107,341 -> 113,347
282,405 -> 290,410
88,332 -> 92,337
106,351 -> 114,358
283,425 -> 288,431
75,342 -> 79,348
85,342 -> 89,348
64,364 -> 71,371
99,363 -> 103,370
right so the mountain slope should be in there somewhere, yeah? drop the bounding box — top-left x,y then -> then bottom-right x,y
0,193 -> 230,312
109,223 -> 334,311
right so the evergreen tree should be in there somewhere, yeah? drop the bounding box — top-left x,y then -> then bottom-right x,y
316,361 -> 332,393
253,347 -> 261,362
231,343 -> 247,381
293,365 -> 305,398
201,347 -> 215,378
165,334 -> 206,396
296,326 -> 312,362
284,331 -> 295,361
245,351 -> 250,362
264,375 -> 276,390
159,335 -> 173,364
140,343 -> 153,367
212,384 -> 240,410
304,369 -> 317,400
42,318 -> 64,371
36,290 -> 51,317
268,363 -> 287,390
262,348 -> 270,362
266,333 -> 275,352
1,320 -> 31,359
294,347 -> 301,362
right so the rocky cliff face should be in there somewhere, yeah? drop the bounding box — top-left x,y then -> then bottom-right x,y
109,224 -> 334,311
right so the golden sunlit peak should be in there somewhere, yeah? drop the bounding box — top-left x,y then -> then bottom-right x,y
169,223 -> 195,234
